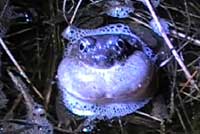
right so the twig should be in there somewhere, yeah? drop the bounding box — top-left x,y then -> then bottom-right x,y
181,91 -> 200,101
129,15 -> 200,67
129,14 -> 200,47
0,37 -> 44,99
160,4 -> 200,20
0,0 -> 10,18
62,0 -> 68,22
69,0 -> 83,24
135,111 -> 163,123
171,30 -> 200,47
7,70 -> 34,110
175,108 -> 187,133
143,0 -> 199,91
5,27 -> 33,38
67,0 -> 75,14
160,38 -> 191,67
177,91 -> 194,131
180,70 -> 198,92
3,94 -> 22,120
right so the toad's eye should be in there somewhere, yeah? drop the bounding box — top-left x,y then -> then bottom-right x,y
79,38 -> 92,52
111,38 -> 125,53
117,39 -> 124,48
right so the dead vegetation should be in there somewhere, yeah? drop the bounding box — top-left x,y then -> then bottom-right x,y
0,0 -> 200,134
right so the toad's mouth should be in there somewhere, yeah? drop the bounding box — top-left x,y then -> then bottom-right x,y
89,44 -> 140,68
57,50 -> 155,105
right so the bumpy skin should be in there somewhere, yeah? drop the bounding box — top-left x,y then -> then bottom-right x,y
56,0 -> 163,119
62,23 -> 157,62
103,0 -> 134,18
58,50 -> 154,104
57,22 -> 158,119
57,50 -> 155,118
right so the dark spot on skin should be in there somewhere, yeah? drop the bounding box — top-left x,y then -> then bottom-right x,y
34,105 -> 39,109
117,24 -> 122,28
70,30 -> 74,34
114,46 -> 120,51
123,30 -> 127,33
105,28 -> 110,32
124,27 -> 128,30
117,39 -> 124,48
47,130 -> 52,133
78,30 -> 81,33
40,113 -> 45,117
79,43 -> 84,51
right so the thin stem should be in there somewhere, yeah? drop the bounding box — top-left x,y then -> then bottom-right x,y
62,0 -> 68,22
0,37 -> 44,99
144,0 -> 199,91
70,0 -> 83,24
